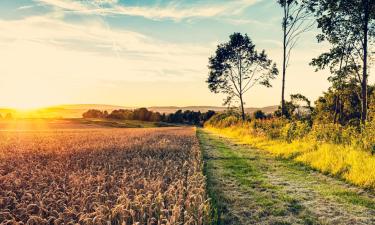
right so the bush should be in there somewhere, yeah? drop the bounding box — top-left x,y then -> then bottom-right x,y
82,109 -> 107,119
253,110 -> 266,119
250,118 -> 288,139
205,112 -> 242,128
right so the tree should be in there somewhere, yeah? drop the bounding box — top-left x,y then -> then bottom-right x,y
274,93 -> 313,120
207,33 -> 278,120
278,0 -> 314,117
82,109 -> 106,118
253,110 -> 266,119
290,93 -> 314,120
308,0 -> 375,122
201,110 -> 216,122
133,108 -> 152,121
107,109 -> 133,120
150,112 -> 161,122
313,83 -> 375,125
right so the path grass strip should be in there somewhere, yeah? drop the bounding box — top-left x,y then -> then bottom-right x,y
198,129 -> 318,225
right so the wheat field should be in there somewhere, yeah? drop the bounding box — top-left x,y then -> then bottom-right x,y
0,127 -> 210,225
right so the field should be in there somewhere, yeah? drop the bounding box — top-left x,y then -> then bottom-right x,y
0,125 -> 209,224
0,104 -> 278,119
3,119 -> 375,225
0,118 -> 171,131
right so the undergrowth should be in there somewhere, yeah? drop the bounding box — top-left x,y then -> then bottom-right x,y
205,116 -> 375,190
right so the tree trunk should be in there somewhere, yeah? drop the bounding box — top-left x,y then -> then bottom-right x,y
340,100 -> 344,125
361,0 -> 369,123
281,4 -> 287,117
239,95 -> 245,121
333,95 -> 339,124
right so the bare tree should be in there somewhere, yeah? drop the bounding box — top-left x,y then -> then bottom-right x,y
278,0 -> 315,117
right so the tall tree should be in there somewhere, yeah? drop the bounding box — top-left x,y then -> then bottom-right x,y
308,0 -> 375,122
278,0 -> 314,117
207,33 -> 278,120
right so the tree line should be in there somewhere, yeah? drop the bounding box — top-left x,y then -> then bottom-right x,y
82,108 -> 216,126
207,0 -> 374,126
0,113 -> 13,120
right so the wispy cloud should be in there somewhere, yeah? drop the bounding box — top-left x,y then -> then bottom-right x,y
18,5 -> 35,10
0,15 -> 211,83
34,0 -> 259,20
223,18 -> 271,26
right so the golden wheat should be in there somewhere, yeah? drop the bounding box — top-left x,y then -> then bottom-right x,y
0,127 -> 210,225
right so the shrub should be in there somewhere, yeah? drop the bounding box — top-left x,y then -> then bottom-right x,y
253,110 -> 266,119
205,112 -> 241,128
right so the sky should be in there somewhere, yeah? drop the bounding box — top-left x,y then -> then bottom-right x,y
0,0 -> 368,109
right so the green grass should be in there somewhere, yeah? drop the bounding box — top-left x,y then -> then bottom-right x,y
197,129 -> 317,224
198,129 -> 375,224
205,125 -> 375,190
330,190 -> 375,210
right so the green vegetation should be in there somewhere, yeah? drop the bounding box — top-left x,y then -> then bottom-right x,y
75,118 -> 172,128
203,1 -> 375,196
82,108 -> 215,126
205,114 -> 375,189
198,129 -> 375,224
207,32 -> 278,120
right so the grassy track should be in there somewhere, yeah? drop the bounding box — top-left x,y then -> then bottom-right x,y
198,129 -> 375,225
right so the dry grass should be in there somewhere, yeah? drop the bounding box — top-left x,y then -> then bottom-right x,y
0,127 -> 210,225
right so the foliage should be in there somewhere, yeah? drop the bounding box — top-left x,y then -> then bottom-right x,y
308,0 -> 375,122
206,111 -> 375,150
107,108 -> 162,121
314,84 -> 375,126
253,110 -> 266,119
206,120 -> 375,189
275,93 -> 313,121
83,108 -> 215,126
278,0 -> 314,116
82,109 -> 108,118
165,110 -> 215,126
207,32 -> 278,120
0,127 -> 210,224
204,111 -> 242,128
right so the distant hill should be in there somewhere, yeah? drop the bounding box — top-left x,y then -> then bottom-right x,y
0,104 -> 278,118
0,104 -> 130,119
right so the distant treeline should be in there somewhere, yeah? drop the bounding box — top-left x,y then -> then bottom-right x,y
0,113 -> 14,120
82,108 -> 216,126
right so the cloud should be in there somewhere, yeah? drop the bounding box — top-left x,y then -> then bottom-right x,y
34,0 -> 259,20
223,18 -> 271,26
0,13 -> 217,107
18,5 -> 35,10
0,15 -> 211,83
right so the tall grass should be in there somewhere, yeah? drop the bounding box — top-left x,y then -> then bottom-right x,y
205,116 -> 375,189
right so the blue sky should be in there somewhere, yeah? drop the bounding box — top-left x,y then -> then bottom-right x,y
0,0 -> 344,109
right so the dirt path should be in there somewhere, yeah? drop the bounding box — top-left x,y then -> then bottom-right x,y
198,129 -> 375,225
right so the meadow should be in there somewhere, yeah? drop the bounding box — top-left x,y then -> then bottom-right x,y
0,124 -> 210,224
205,117 -> 375,190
